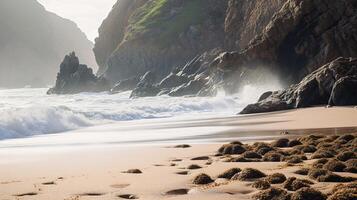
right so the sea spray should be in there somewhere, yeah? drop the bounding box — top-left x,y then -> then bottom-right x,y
0,88 -> 240,139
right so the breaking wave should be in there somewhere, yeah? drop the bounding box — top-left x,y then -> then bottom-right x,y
0,88 -> 241,139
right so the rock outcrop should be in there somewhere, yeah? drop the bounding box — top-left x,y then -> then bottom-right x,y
240,57 -> 357,114
129,48 -> 222,97
0,0 -> 97,88
47,52 -> 109,95
95,0 -> 357,101
216,0 -> 357,85
95,0 -> 229,83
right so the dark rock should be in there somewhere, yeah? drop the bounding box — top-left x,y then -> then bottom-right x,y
285,156 -> 303,164
158,73 -> 191,89
271,138 -> 290,148
217,168 -> 241,179
252,187 -> 290,200
252,180 -> 271,190
266,173 -> 287,184
294,168 -> 310,176
218,144 -> 246,155
130,71 -> 160,98
290,187 -> 327,200
288,140 -> 302,147
232,168 -> 266,181
47,52 -> 110,94
329,76 -> 357,106
283,177 -> 313,191
309,168 -> 355,182
168,80 -> 206,97
312,159 -> 330,168
192,173 -> 214,185
263,152 -> 284,162
240,58 -> 357,114
311,149 -> 337,159
329,182 -> 357,200
344,159 -> 357,173
328,188 -> 356,200
323,159 -> 347,172
293,145 -> 317,153
111,77 -> 139,93
242,151 -> 262,159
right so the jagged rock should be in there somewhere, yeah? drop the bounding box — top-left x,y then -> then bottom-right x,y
111,77 -> 140,93
329,76 -> 357,106
97,0 -> 229,83
47,52 -> 109,94
240,58 -> 357,114
168,80 -> 206,97
130,71 -> 160,98
158,73 -> 191,89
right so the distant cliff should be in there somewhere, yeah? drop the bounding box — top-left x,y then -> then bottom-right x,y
0,0 -> 97,88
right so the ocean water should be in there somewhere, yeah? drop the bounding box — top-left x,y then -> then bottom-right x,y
0,88 -> 251,140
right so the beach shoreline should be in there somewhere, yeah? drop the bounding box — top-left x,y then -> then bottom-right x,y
0,107 -> 356,199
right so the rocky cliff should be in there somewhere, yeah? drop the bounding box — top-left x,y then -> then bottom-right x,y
95,0 -> 231,82
94,0 -> 357,101
0,0 -> 97,88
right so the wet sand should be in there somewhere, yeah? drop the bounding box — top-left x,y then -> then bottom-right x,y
0,107 -> 356,199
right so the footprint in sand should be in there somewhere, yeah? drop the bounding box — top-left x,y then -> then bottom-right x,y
122,169 -> 143,174
191,156 -> 210,161
118,194 -> 139,199
14,192 -> 38,197
42,181 -> 56,185
170,159 -> 183,162
110,183 -> 130,189
79,192 -> 105,196
176,171 -> 189,175
164,189 -> 190,196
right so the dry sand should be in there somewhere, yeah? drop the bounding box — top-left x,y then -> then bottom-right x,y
0,107 -> 356,200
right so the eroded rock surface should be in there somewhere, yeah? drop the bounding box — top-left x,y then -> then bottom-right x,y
47,52 -> 109,95
240,57 -> 357,114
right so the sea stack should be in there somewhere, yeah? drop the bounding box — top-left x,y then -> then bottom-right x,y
47,52 -> 109,95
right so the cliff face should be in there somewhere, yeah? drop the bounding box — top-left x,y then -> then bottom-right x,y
216,0 -> 357,84
93,0 -> 147,75
94,0 -> 357,98
94,0 -> 287,84
224,0 -> 287,50
95,0 -> 229,82
0,0 -> 97,88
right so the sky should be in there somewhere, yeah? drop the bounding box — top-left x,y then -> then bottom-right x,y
37,0 -> 117,42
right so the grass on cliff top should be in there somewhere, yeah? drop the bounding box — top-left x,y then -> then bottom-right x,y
125,0 -> 206,47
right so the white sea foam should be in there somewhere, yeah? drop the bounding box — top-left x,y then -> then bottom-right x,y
0,88 -> 242,139
0,83 -> 282,140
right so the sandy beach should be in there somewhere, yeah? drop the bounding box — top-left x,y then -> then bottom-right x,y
0,107 -> 356,200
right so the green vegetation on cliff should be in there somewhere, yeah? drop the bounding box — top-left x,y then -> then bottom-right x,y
126,0 -> 206,45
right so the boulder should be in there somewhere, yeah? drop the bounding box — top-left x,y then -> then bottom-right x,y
47,52 -> 110,94
240,57 -> 357,114
168,80 -> 206,97
111,76 -> 140,93
329,76 -> 357,106
130,71 -> 160,98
